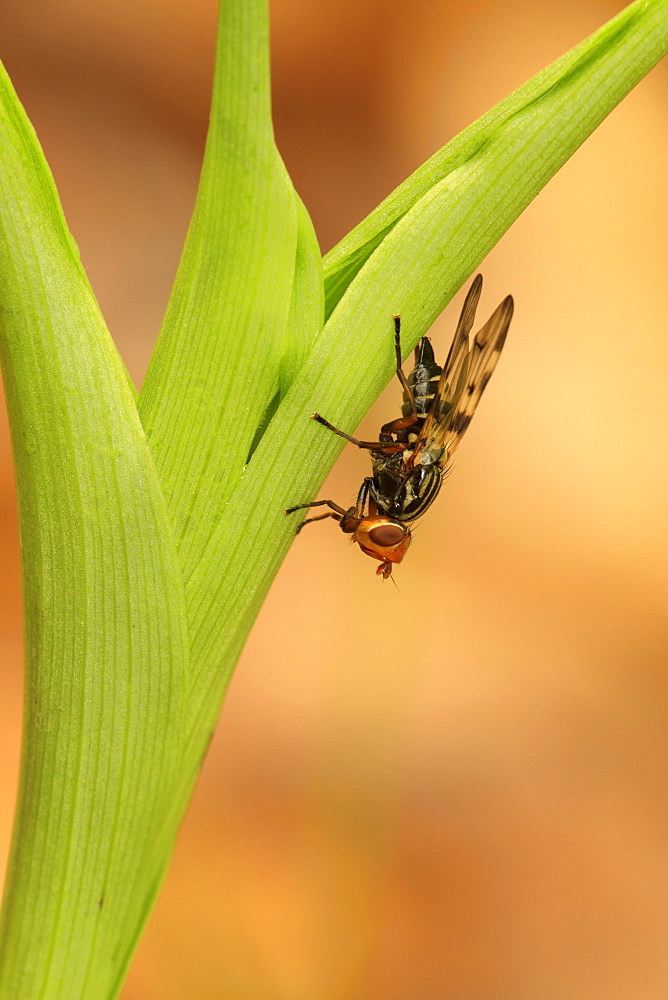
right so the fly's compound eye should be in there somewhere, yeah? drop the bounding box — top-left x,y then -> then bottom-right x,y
355,517 -> 412,571
368,523 -> 406,548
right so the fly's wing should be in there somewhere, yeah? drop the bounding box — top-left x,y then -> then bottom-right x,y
412,285 -> 513,465
434,294 -> 514,458
409,275 -> 481,463
440,273 -> 483,390
414,274 -> 482,439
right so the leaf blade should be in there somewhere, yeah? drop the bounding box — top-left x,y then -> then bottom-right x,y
0,60 -> 189,1000
323,0 -> 668,317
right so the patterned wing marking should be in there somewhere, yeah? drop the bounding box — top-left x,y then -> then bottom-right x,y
443,274 -> 482,374
415,273 -> 483,443
408,275 -> 481,464
434,293 -> 513,458
410,279 -> 513,466
440,273 -> 483,395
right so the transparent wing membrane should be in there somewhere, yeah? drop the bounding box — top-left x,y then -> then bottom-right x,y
412,276 -> 512,464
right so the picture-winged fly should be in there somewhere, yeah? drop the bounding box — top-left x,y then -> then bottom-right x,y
286,274 -> 514,578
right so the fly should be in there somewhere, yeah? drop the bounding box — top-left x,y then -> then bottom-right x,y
285,274 -> 514,578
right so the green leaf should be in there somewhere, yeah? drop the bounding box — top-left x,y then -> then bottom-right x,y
0,60 -> 189,1000
138,1 -> 304,584
323,0 -> 668,318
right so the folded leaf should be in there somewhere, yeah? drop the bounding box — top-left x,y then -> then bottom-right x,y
0,61 -> 189,1000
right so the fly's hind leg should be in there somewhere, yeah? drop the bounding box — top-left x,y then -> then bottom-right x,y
391,315 -> 418,422
376,315 -> 419,438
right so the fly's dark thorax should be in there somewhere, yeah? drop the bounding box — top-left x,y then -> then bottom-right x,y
371,454 -> 443,522
369,338 -> 445,522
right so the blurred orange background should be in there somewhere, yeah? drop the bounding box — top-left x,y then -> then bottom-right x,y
0,1 -> 667,998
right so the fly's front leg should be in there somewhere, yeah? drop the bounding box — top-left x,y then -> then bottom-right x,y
285,498 -> 348,534
353,477 -> 376,520
294,512 -> 340,532
311,413 -> 404,453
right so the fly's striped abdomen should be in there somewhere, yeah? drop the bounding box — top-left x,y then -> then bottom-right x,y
403,338 -> 442,419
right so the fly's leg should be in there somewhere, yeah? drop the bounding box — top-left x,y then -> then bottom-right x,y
380,413 -> 418,436
294,512 -> 341,533
391,315 -> 418,421
285,498 -> 348,534
377,317 -> 420,437
353,477 -> 375,519
285,498 -> 348,516
311,413 -> 404,453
